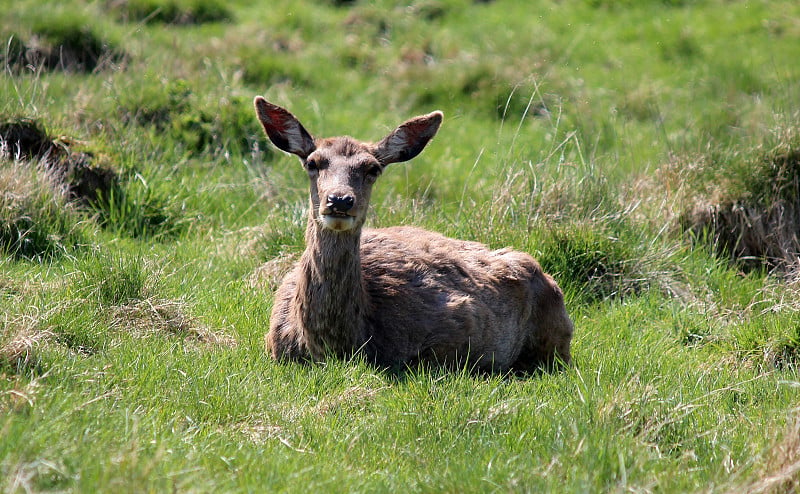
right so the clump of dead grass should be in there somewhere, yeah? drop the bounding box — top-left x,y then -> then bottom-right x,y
0,328 -> 53,373
247,252 -> 298,291
233,420 -> 286,444
110,298 -> 236,347
0,313 -> 54,374
734,412 -> 800,494
1,299 -> 105,375
0,376 -> 43,414
227,419 -> 311,453
683,195 -> 800,272
0,158 -> 86,259
315,385 -> 385,416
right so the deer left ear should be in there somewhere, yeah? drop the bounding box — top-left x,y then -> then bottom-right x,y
254,96 -> 316,159
373,111 -> 443,165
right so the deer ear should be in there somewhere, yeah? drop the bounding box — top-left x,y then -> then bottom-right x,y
373,111 -> 443,165
254,96 -> 316,159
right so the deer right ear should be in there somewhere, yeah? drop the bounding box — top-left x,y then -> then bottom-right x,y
254,97 -> 316,159
373,111 -> 443,165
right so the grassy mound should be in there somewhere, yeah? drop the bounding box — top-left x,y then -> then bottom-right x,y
2,18 -> 125,73
1,118 -> 118,205
682,129 -> 800,271
119,80 -> 263,157
1,117 -> 186,245
0,121 -> 97,259
535,226 -> 655,304
106,0 -> 232,25
0,160 -> 85,260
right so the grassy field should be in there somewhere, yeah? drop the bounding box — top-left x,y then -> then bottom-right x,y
2,0 -> 800,491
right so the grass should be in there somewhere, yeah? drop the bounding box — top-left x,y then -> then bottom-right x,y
2,0 -> 800,491
107,0 -> 233,25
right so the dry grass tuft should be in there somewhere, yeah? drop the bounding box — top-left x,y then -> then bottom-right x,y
0,158 -> 71,258
0,316 -> 54,373
247,253 -> 298,290
223,413 -> 316,452
0,377 -> 42,414
758,277 -> 800,314
110,298 -> 236,347
1,456 -> 71,494
231,420 -> 286,444
316,385 -> 385,416
735,413 -> 800,494
0,154 -> 63,205
624,153 -> 709,230
227,419 -> 313,453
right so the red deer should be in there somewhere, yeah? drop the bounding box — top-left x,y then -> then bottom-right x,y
255,97 -> 573,373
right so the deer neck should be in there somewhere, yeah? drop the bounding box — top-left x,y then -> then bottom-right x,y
293,212 -> 368,357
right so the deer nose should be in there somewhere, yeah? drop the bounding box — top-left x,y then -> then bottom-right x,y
326,194 -> 355,213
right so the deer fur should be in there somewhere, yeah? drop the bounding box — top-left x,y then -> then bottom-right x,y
255,97 -> 573,373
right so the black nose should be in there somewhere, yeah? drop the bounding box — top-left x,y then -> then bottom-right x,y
326,194 -> 355,213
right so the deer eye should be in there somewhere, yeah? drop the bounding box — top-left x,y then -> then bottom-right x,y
365,165 -> 382,179
305,159 -> 319,173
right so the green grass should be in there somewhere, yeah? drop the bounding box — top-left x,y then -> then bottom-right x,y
107,0 -> 233,25
2,0 -> 800,492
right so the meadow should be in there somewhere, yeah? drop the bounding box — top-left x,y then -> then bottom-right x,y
2,0 -> 800,491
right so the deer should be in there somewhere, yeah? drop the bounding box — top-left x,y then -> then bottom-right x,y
255,97 -> 574,373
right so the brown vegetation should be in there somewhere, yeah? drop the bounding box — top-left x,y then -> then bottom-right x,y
111,298 -> 236,347
0,323 -> 53,373
734,414 -> 800,494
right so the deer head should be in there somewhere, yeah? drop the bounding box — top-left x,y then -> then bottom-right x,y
254,97 -> 443,232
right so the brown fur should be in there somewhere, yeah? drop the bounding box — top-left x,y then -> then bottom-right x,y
255,97 -> 573,372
